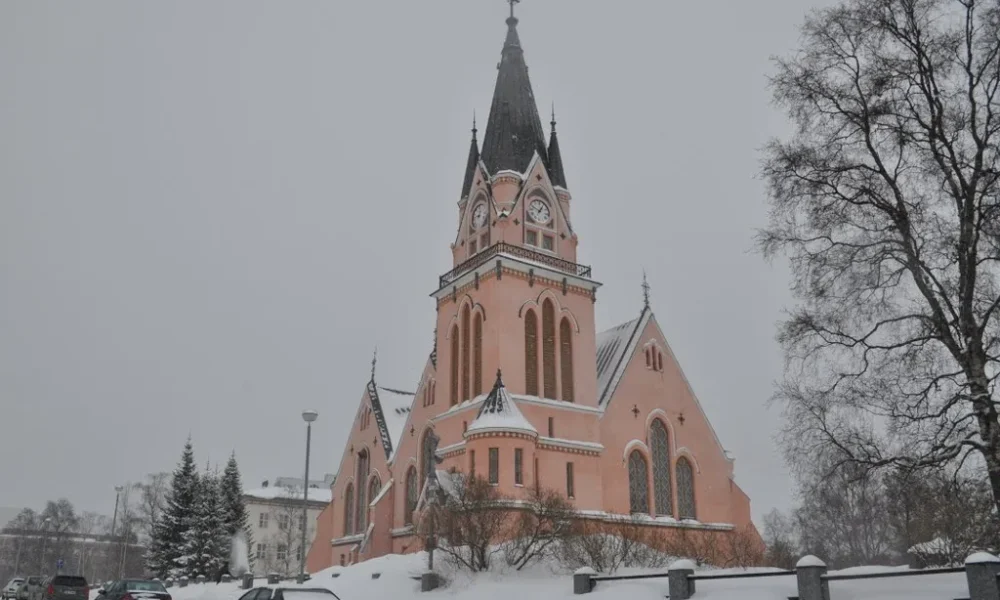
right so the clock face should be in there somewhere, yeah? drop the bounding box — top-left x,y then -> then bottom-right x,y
528,199 -> 551,224
472,203 -> 488,228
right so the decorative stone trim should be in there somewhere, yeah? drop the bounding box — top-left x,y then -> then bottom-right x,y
390,526 -> 415,538
465,429 -> 538,442
434,259 -> 598,308
537,436 -> 604,456
331,533 -> 365,547
511,394 -> 604,415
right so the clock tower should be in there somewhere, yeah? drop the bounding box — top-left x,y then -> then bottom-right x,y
431,7 -> 601,409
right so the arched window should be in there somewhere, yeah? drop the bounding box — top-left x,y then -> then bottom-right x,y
367,476 -> 382,520
431,381 -> 436,405
405,466 -> 418,525
650,420 -> 673,516
658,352 -> 663,372
627,450 -> 649,514
559,317 -> 574,402
524,310 -> 539,396
343,483 -> 355,535
462,305 -> 471,401
450,325 -> 460,405
355,450 -> 370,533
542,299 -> 556,398
676,457 -> 696,520
473,313 -> 483,396
645,349 -> 651,367
421,429 -> 435,486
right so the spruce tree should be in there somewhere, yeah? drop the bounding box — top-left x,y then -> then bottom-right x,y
221,452 -> 253,573
180,471 -> 227,578
147,438 -> 199,578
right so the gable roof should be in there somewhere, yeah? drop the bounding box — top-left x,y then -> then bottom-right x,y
596,308 -> 650,406
367,380 -> 414,460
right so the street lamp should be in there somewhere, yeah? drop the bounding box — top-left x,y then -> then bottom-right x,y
297,410 -> 318,583
111,486 -> 123,581
39,517 -> 52,573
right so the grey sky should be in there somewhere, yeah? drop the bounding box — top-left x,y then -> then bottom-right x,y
0,1 -> 832,524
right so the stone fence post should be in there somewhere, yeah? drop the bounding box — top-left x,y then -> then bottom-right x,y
966,552 -> 1000,600
795,555 -> 829,600
572,567 -> 595,594
667,559 -> 696,600
241,574 -> 254,589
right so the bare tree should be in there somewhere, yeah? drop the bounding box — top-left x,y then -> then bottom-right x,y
759,0 -> 1000,512
418,474 -> 508,572
136,473 -> 170,540
256,486 -> 312,577
558,515 -> 667,574
761,509 -> 799,569
501,487 -> 576,570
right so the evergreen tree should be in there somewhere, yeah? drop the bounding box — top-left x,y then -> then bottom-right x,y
179,471 -> 227,578
147,438 -> 200,578
221,452 -> 254,573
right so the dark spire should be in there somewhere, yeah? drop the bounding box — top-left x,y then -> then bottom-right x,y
478,369 -> 508,416
460,113 -> 480,198
480,7 -> 548,175
642,271 -> 651,309
547,104 -> 568,188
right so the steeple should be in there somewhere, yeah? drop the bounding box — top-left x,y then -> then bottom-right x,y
460,113 -> 480,199
547,105 -> 568,188
480,5 -> 548,176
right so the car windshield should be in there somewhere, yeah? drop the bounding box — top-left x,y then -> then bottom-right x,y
277,591 -> 339,600
26,579 -> 40,585
51,577 -> 86,588
125,582 -> 165,593
8,580 -> 24,586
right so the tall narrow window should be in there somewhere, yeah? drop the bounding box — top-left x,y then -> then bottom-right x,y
524,310 -> 539,395
368,476 -> 381,511
677,457 -> 696,520
534,457 -> 540,492
421,429 -> 435,485
431,381 -> 436,405
650,420 -> 673,516
566,462 -> 575,498
462,306 -> 471,401
450,325 -> 459,405
469,449 -> 476,478
542,300 -> 556,398
473,313 -> 483,396
645,349 -> 651,367
344,483 -> 355,535
628,450 -> 650,514
547,417 -> 554,437
355,450 -> 370,533
404,467 -> 417,526
514,448 -> 523,485
489,447 -> 499,484
658,353 -> 664,372
560,317 -> 574,401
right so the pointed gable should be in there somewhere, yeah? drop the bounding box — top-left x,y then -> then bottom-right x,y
366,378 -> 414,460
480,15 -> 548,176
466,369 -> 537,436
596,308 -> 650,406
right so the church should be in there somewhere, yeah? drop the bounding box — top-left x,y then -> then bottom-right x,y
305,7 -> 758,570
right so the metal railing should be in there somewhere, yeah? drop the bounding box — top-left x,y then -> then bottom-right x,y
438,242 -> 593,288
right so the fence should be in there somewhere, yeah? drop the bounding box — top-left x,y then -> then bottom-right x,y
571,552 -> 1000,600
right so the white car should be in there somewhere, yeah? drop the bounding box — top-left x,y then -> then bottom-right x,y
2,579 -> 24,600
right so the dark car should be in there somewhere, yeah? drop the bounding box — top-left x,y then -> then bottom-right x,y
38,576 -> 88,600
238,588 -> 340,600
95,580 -> 170,600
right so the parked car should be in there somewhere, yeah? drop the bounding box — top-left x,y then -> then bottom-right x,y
2,579 -> 23,600
36,575 -> 88,600
17,577 -> 42,600
237,588 -> 340,600
95,580 -> 170,600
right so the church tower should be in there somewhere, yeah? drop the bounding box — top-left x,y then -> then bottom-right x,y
432,7 -> 601,412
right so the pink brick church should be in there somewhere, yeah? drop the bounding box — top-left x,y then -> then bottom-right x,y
306,8 -> 758,570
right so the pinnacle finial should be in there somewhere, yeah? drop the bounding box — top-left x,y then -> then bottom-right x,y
508,0 -> 520,19
495,368 -> 504,385
371,347 -> 378,382
473,110 -> 478,138
551,102 -> 557,133
642,271 -> 651,309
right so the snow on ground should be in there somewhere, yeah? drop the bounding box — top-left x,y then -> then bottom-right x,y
121,554 -> 970,600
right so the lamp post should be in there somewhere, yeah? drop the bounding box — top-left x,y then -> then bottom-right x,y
39,517 -> 52,573
111,486 -> 122,581
297,410 -> 318,583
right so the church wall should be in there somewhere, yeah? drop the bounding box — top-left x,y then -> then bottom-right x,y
386,357 -> 435,534
598,316 -> 748,527
305,500 -> 336,573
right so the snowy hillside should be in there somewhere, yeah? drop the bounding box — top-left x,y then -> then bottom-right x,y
114,553 -> 971,600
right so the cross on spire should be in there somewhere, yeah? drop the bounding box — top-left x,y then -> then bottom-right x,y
508,0 -> 520,19
642,271 -> 651,309
370,347 -> 378,382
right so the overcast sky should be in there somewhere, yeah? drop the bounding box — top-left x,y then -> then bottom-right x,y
0,1 -> 835,525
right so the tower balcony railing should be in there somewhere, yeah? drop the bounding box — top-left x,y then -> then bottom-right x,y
439,241 -> 593,288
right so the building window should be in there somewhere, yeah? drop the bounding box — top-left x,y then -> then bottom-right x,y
421,429 -> 435,487
480,233 -> 489,248
298,514 -> 306,530
355,450 -> 370,533
645,348 -> 651,367
256,543 -> 267,560
628,450 -> 650,514
278,514 -> 290,531
463,420 -> 468,432
542,235 -> 554,251
368,476 -> 381,521
542,299 -> 556,398
547,416 -> 554,437
339,554 -> 345,566
560,317 -> 574,401
566,462 -> 575,499
650,420 -> 673,516
450,325 -> 460,405
344,483 -> 354,535
658,352 -> 664,372
470,449 -> 476,478
469,239 -> 477,255
677,457 -> 697,520
514,448 -> 524,485
526,230 -> 538,246
259,513 -> 269,529
405,466 -> 418,526
534,456 -> 540,492
524,310 -> 539,395
276,544 -> 287,561
473,313 -> 483,396
462,305 -> 471,402
296,546 -> 304,562
489,447 -> 499,485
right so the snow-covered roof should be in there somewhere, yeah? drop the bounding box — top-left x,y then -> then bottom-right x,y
377,386 -> 413,451
595,310 -> 648,405
243,486 -> 333,504
909,537 -> 952,555
466,370 -> 537,437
